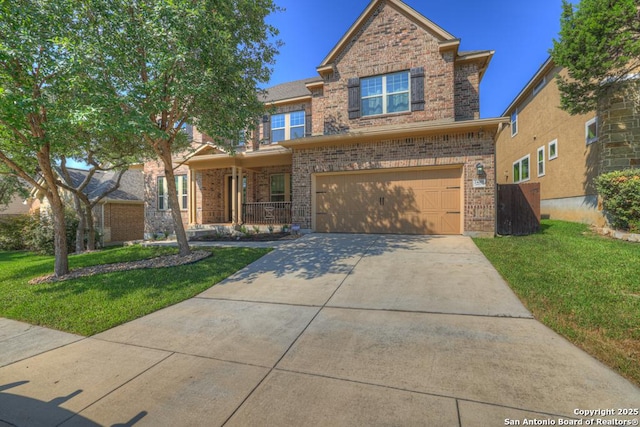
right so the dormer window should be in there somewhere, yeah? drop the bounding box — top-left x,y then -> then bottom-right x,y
361,72 -> 410,116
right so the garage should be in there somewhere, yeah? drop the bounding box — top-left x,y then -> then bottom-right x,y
314,167 -> 462,235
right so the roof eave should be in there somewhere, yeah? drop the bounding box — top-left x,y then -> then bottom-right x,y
319,0 -> 457,68
280,118 -> 508,149
501,56 -> 555,116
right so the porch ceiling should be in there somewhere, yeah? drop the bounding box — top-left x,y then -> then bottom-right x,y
186,147 -> 292,171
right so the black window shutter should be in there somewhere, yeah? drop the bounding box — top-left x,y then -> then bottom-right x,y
410,67 -> 425,112
262,115 -> 271,144
305,111 -> 312,137
347,77 -> 361,119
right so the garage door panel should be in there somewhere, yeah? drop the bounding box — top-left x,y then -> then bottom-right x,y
315,168 -> 461,235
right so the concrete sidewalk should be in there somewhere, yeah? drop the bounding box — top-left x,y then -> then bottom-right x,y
1,234 -> 638,426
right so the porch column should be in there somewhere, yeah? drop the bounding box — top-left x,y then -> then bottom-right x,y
237,167 -> 243,224
188,168 -> 196,225
231,166 -> 238,225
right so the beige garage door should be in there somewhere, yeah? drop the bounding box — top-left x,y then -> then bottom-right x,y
315,168 -> 462,235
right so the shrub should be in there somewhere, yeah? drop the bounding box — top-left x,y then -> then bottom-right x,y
595,169 -> 640,232
0,215 -> 33,250
0,209 -> 79,254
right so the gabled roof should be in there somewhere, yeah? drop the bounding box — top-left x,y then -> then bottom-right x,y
501,56 -> 555,116
319,0 -> 458,69
60,167 -> 144,203
261,77 -> 321,104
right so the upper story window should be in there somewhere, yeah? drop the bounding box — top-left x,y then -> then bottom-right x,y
269,111 -> 305,144
158,175 -> 188,211
586,117 -> 598,145
237,130 -> 246,147
361,72 -> 410,116
511,109 -> 518,137
532,77 -> 546,95
347,67 -> 424,120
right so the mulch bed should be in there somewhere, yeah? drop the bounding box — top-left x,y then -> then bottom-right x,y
29,250 -> 212,285
190,232 -> 301,242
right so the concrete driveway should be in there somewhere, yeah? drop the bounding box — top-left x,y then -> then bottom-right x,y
1,234 -> 638,426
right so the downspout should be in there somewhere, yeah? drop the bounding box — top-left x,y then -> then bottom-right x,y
101,202 -> 105,247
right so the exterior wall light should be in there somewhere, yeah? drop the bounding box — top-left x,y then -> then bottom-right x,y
476,163 -> 485,176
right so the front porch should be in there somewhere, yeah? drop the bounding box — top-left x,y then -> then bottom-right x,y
186,145 -> 294,229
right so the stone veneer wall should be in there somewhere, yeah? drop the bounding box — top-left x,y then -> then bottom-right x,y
291,131 -> 496,234
598,82 -> 640,173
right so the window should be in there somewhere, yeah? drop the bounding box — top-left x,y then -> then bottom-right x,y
361,71 -> 410,116
586,117 -> 598,144
157,175 -> 188,211
237,130 -> 246,147
513,155 -> 530,183
510,109 -> 518,137
270,173 -> 291,202
549,139 -> 558,160
270,111 -> 305,143
537,146 -> 545,177
533,77 -> 546,95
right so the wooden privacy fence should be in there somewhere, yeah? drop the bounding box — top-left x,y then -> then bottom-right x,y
497,183 -> 541,236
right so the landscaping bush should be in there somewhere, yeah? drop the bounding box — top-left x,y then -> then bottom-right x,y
595,168 -> 640,232
0,215 -> 33,250
0,210 -> 78,254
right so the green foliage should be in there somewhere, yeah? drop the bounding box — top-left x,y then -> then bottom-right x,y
595,169 -> 640,231
0,210 -> 79,254
0,215 -> 32,250
0,174 -> 28,208
551,0 -> 640,115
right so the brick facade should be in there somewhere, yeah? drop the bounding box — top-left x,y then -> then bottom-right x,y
144,160 -> 189,236
141,0 -> 498,237
312,2 -> 457,136
291,131 -> 496,234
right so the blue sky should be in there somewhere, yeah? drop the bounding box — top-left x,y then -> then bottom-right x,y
266,0 -> 572,118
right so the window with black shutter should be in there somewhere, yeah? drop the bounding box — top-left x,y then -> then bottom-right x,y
262,115 -> 270,144
347,77 -> 361,119
410,67 -> 425,112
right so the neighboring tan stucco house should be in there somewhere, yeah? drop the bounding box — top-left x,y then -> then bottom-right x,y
496,57 -> 640,226
145,0 -> 507,237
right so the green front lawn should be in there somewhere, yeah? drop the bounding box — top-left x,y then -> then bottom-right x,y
474,220 -> 640,386
0,245 -> 271,336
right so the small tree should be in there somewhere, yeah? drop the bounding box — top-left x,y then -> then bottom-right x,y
82,0 -> 281,256
551,0 -> 640,115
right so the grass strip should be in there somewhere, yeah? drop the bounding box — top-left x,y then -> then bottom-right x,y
0,245 -> 271,336
473,220 -> 640,386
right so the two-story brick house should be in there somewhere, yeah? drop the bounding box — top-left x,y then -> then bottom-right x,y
144,0 -> 507,237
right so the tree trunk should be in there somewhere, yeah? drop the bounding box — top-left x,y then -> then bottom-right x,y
86,204 -> 97,250
37,151 -> 69,277
158,141 -> 190,256
74,195 -> 86,253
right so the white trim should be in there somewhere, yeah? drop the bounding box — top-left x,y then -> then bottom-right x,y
532,76 -> 546,95
361,71 -> 411,117
537,146 -> 546,177
548,139 -> 558,160
513,154 -> 531,183
586,117 -> 598,145
271,111 -> 305,144
157,175 -> 188,211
